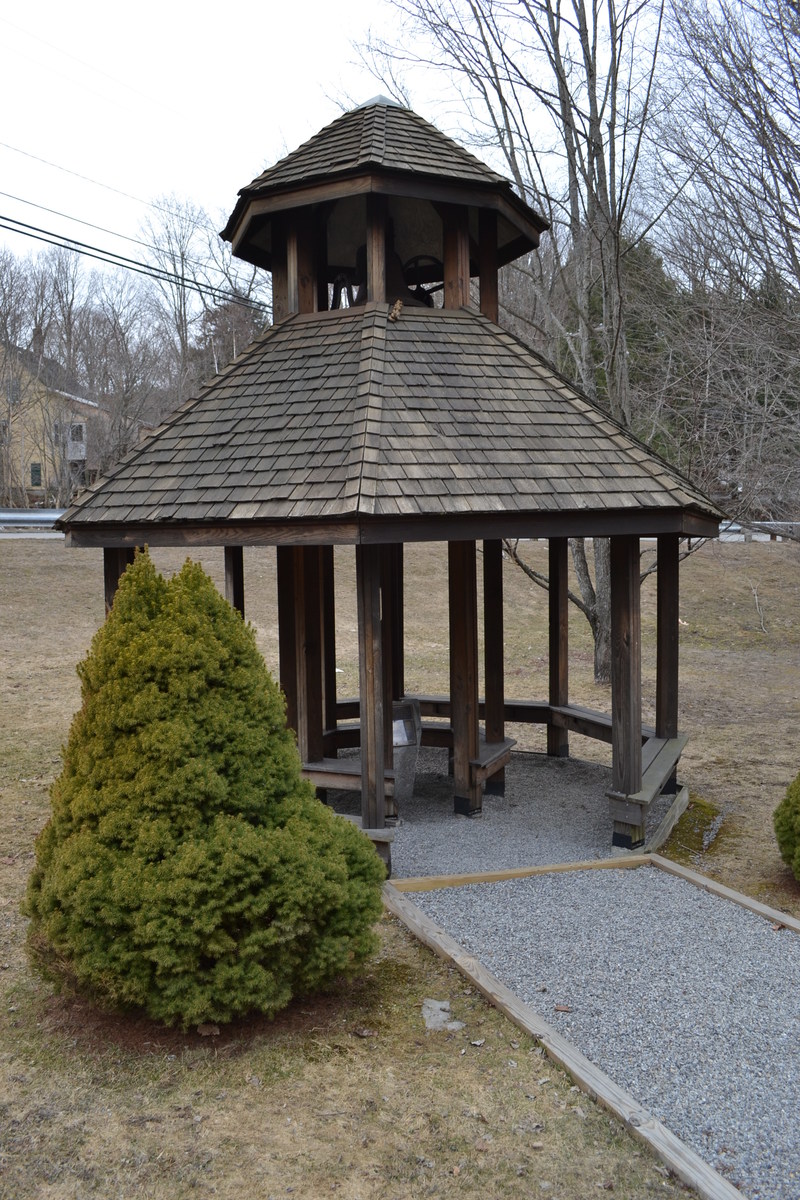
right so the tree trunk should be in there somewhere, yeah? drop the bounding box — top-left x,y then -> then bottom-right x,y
592,538 -> 612,683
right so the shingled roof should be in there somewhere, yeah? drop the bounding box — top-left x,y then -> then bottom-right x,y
61,304 -> 720,542
221,98 -> 548,246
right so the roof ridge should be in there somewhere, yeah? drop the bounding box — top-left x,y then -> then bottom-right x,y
351,306 -> 387,515
359,101 -> 386,166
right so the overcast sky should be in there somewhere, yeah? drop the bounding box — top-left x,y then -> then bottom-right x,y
0,0 -> 411,269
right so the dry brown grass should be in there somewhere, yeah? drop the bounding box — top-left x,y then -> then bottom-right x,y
2,535 -> 799,1198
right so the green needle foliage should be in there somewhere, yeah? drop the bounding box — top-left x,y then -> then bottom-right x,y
25,552 -> 385,1028
774,771 -> 800,884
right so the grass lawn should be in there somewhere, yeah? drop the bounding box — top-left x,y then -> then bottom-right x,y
1,536 -> 798,1198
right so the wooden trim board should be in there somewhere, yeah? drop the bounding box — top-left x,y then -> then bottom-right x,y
383,883 -> 745,1200
391,854 -> 651,892
650,854 -> 800,934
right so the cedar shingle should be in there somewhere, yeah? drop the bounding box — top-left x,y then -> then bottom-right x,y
62,305 -> 721,536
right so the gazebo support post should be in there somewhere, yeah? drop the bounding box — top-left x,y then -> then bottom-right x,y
547,537 -> 570,757
656,532 -> 680,792
293,546 -> 325,769
320,546 -> 337,752
483,538 -> 505,795
224,546 -> 244,617
449,539 -> 481,815
276,545 -> 298,735
610,535 -> 644,847
380,546 -> 400,818
387,543 -> 405,700
103,546 -> 136,614
356,544 -> 386,829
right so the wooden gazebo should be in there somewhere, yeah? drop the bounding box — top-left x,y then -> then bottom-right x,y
59,98 -> 721,851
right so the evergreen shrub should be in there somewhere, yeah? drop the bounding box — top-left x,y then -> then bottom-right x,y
25,553 -> 385,1027
774,770 -> 800,883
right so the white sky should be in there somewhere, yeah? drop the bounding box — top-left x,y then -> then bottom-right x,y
0,0 -> 418,270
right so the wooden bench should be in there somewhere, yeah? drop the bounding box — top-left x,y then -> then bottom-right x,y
607,733 -> 689,849
301,757 -> 395,797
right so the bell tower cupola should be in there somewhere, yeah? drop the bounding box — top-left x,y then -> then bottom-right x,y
221,96 -> 549,323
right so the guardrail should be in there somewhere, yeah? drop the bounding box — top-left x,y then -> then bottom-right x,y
0,508 -> 65,528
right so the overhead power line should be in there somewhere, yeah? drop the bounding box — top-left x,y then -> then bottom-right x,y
0,188 -> 241,287
0,214 -> 268,314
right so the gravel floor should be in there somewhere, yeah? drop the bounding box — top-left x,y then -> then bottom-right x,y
332,750 -> 800,1199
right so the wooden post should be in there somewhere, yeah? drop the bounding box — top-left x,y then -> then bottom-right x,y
286,210 -> 316,315
479,209 -> 498,323
380,546 -> 398,818
387,543 -> 405,701
294,546 -> 324,766
449,540 -> 481,814
271,217 -> 288,324
610,535 -> 643,846
356,543 -> 385,829
442,204 -> 471,309
656,534 -> 680,740
315,211 -> 330,313
547,537 -> 570,757
276,545 -> 298,735
367,195 -> 387,303
656,533 -> 680,796
320,546 -> 337,746
483,539 -> 505,795
224,546 -> 244,617
103,546 -> 135,614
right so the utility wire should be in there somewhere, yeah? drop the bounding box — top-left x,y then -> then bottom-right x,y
0,215 -> 267,313
0,188 -> 240,287
0,140 -> 201,224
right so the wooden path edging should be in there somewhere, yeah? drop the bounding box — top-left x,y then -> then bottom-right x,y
649,854 -> 800,934
383,882 -> 745,1200
390,854 -> 651,892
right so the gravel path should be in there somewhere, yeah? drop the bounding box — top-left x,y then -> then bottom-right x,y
333,750 -> 800,1199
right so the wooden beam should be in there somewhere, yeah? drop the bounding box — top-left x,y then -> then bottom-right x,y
356,543 -> 386,829
442,204 -> 471,309
547,537 -> 570,757
103,546 -> 135,614
64,507 -> 721,552
479,208 -> 499,323
610,535 -> 643,846
367,194 -> 387,303
276,545 -> 298,734
449,540 -> 481,814
482,539 -> 505,794
224,545 -> 244,617
656,533 -> 680,740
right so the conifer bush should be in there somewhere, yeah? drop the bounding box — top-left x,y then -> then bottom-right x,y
25,553 -> 385,1028
774,770 -> 800,883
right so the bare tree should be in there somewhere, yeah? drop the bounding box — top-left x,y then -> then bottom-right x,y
664,0 -> 800,295
365,0 -> 669,679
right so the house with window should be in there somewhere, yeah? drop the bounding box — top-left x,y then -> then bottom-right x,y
0,336 -> 103,507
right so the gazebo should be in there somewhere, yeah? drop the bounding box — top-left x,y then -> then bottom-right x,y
58,98 -> 721,852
